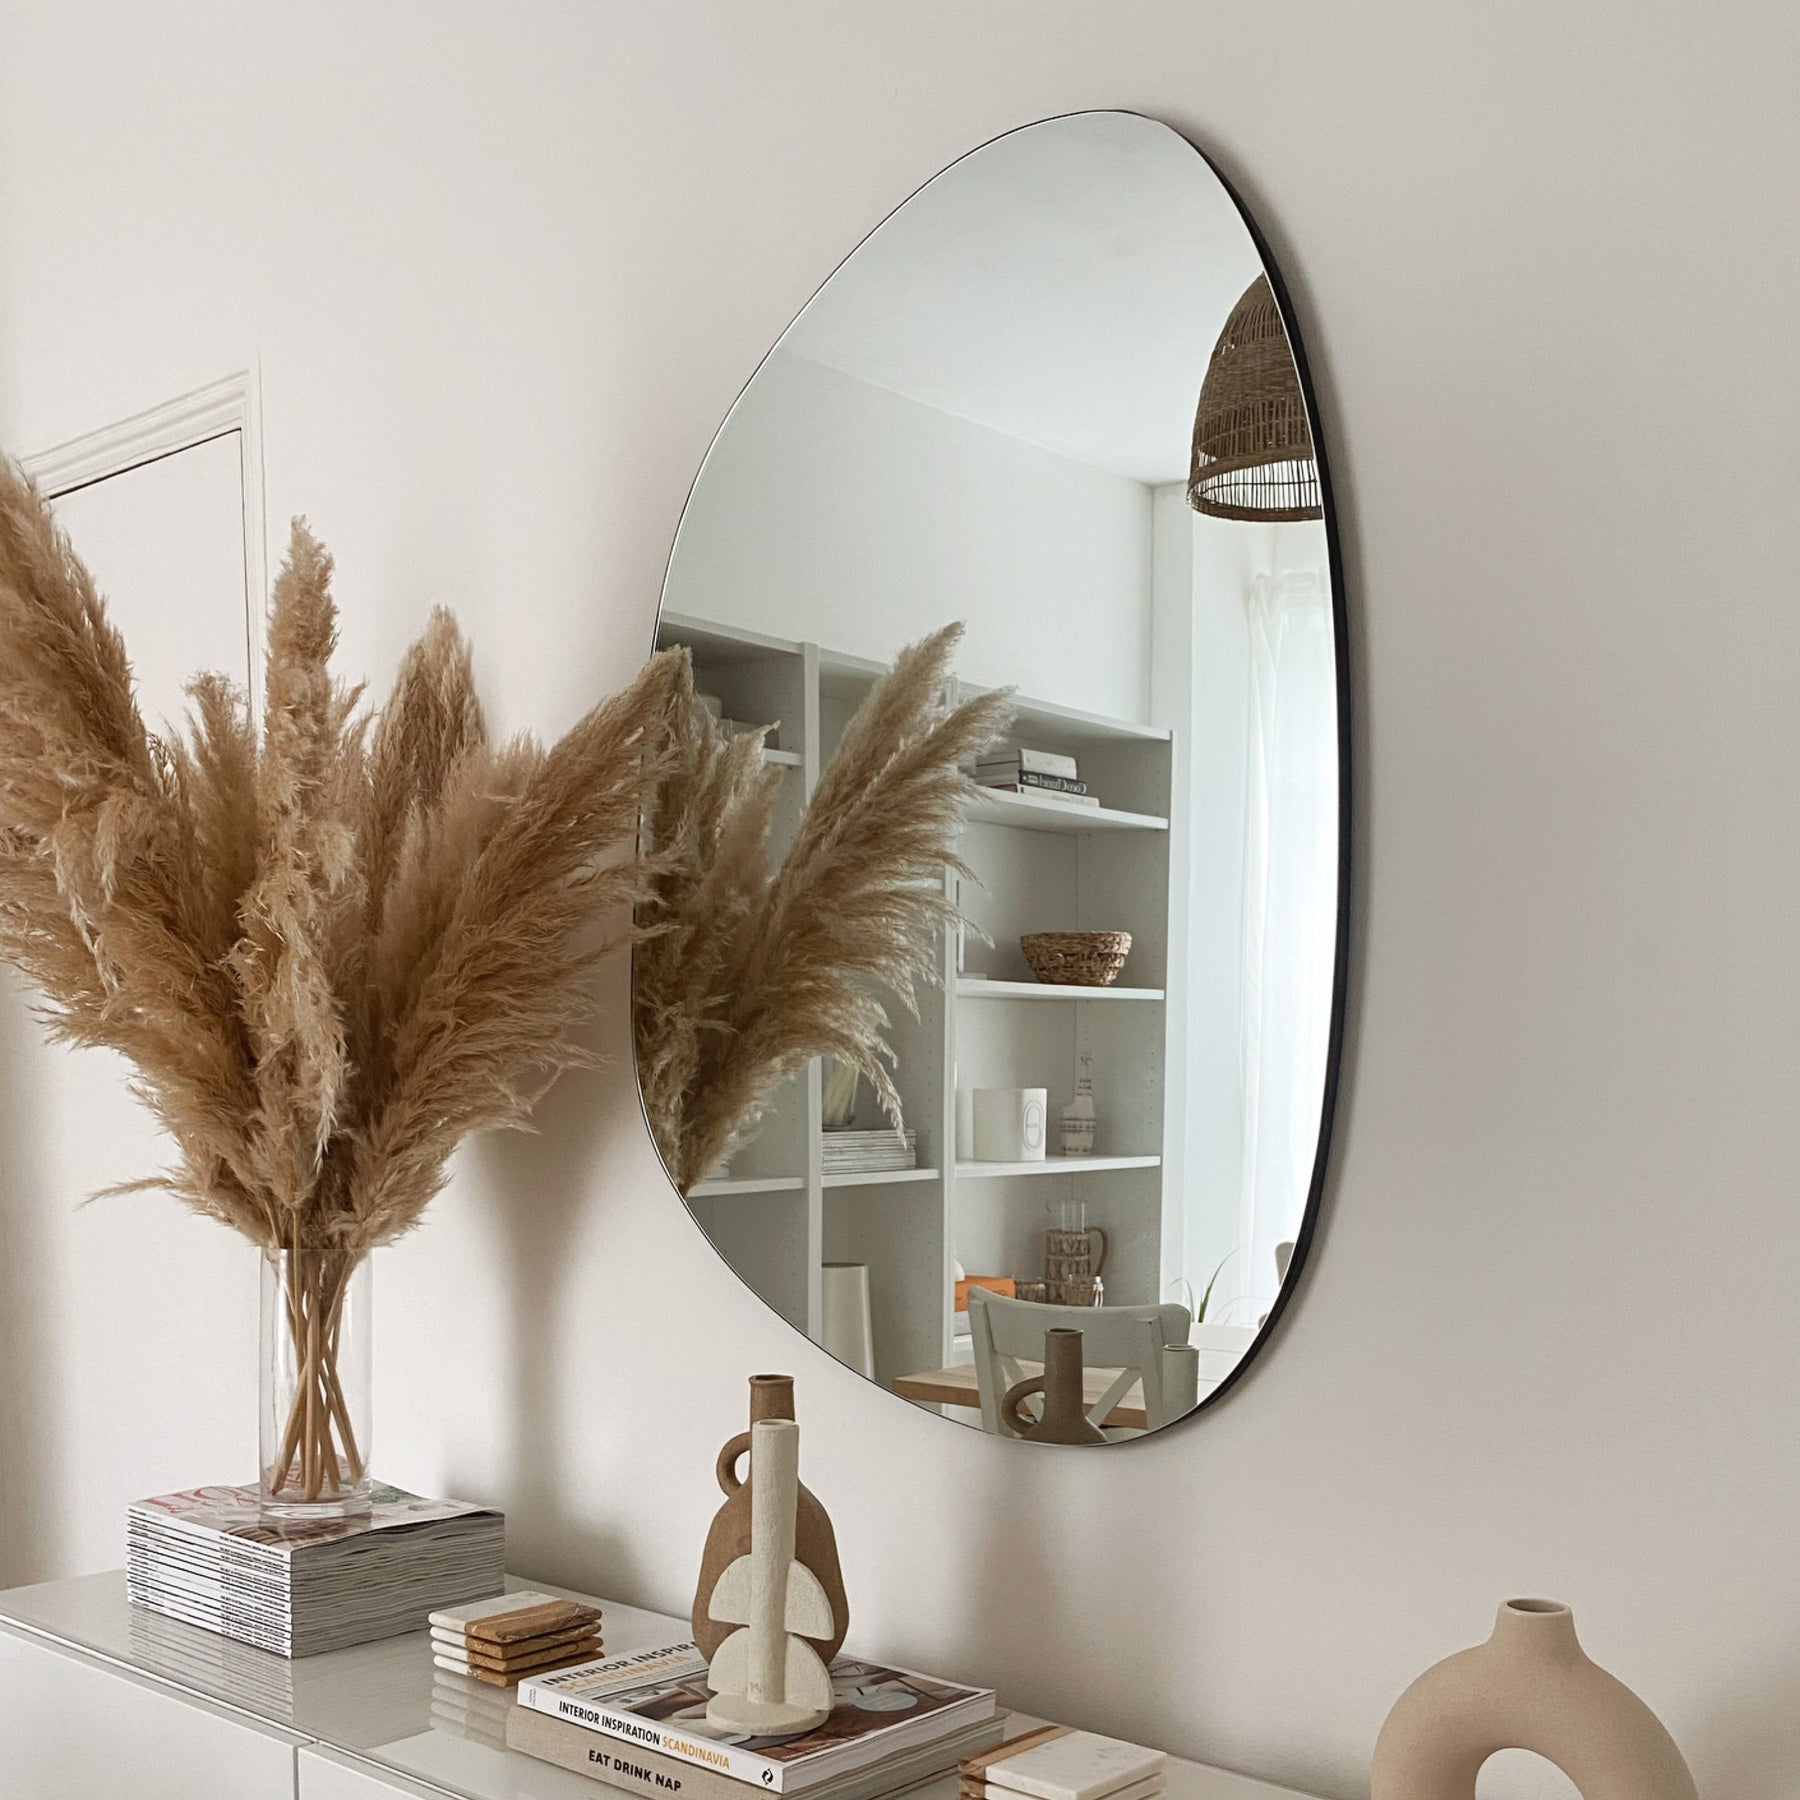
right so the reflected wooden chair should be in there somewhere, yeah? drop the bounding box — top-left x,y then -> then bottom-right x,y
966,1288 -> 1197,1440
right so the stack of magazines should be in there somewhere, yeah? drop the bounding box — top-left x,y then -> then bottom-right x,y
127,1483 -> 504,1657
507,1640 -> 1002,1799
821,1128 -> 918,1176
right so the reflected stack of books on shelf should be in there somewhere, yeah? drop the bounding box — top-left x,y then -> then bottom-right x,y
126,1483 -> 505,1657
973,747 -> 1098,808
822,1128 -> 918,1176
508,1640 -> 1002,1799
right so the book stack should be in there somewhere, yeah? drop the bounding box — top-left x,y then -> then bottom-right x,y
508,1639 -> 1003,1800
821,1127 -> 918,1176
431,1591 -> 603,1688
961,1728 -> 1167,1800
126,1483 -> 504,1658
974,747 -> 1098,809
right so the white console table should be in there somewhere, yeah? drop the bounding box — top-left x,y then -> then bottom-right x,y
0,1572 -> 1317,1800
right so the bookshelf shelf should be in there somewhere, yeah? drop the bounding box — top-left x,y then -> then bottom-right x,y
656,611 -> 1175,1386
822,1167 -> 942,1189
956,1155 -> 1162,1181
965,789 -> 1167,834
687,1175 -> 806,1199
956,978 -> 1165,1002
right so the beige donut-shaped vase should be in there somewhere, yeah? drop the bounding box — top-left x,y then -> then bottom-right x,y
1371,1599 -> 1697,1800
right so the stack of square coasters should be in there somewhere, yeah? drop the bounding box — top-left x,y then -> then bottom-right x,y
961,1726 -> 1166,1800
429,1590 -> 603,1688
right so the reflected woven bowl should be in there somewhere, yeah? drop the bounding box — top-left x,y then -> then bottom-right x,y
1021,931 -> 1131,987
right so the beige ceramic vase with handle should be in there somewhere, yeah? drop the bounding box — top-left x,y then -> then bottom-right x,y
1371,1598 -> 1697,1800
692,1374 -> 848,1664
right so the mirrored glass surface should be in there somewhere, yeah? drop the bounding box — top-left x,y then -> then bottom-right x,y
640,112 -> 1345,1443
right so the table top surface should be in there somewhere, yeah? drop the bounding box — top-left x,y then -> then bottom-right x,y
0,1570 -> 1317,1800
890,1362 -> 1153,1429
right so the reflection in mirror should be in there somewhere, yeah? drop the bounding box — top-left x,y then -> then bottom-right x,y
640,112 -> 1345,1443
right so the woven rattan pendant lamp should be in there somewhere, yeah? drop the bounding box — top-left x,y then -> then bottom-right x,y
1188,275 -> 1322,522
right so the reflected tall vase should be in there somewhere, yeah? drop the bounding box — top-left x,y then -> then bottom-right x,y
259,1246 -> 373,1519
1002,1328 -> 1107,1444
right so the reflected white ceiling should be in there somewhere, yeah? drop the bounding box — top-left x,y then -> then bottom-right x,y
779,112 -> 1268,486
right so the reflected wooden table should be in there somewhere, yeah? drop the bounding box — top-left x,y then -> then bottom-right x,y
891,1360 -> 1151,1430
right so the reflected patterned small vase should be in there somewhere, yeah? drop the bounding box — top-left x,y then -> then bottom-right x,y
1060,1053 -> 1097,1154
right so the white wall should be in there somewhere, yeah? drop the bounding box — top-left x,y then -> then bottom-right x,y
1,439 -> 261,1584
47,433 -> 253,734
0,7 -> 1796,1800
666,349 -> 1153,720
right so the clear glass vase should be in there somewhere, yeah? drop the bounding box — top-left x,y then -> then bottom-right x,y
259,1246 -> 373,1519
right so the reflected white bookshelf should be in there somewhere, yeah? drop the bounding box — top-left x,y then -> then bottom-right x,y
956,978 -> 1165,1002
657,611 -> 1173,1386
956,1154 -> 1162,1180
823,1167 -> 942,1189
965,789 -> 1167,834
688,1174 -> 807,1199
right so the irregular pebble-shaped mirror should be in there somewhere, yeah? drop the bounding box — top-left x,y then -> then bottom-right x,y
640,111 -> 1347,1442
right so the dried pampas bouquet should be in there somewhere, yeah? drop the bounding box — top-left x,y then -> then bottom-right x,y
0,458 -> 678,1515
635,624 -> 1012,1193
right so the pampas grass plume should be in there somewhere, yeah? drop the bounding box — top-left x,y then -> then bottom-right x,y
635,624 -> 1011,1191
0,456 -> 678,1257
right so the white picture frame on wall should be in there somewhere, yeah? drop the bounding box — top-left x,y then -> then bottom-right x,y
1,370 -> 270,1581
22,369 -> 267,712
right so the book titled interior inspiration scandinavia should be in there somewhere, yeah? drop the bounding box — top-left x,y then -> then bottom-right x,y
518,1642 -> 995,1791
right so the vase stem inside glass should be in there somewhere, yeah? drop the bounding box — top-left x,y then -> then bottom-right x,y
259,1246 -> 373,1519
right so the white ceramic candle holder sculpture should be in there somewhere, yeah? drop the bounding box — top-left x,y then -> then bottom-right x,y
704,1418 -> 835,1734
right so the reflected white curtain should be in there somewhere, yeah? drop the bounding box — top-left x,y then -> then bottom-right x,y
1226,567 -> 1337,1323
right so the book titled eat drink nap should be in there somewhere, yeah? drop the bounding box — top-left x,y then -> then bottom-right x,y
516,1641 -> 996,1793
507,1703 -> 1006,1800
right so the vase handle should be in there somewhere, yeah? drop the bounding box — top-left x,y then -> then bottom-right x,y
716,1431 -> 751,1496
1001,1376 -> 1046,1438
1088,1226 -> 1109,1279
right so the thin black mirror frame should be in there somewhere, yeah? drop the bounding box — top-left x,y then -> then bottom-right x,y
635,108 -> 1352,1440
